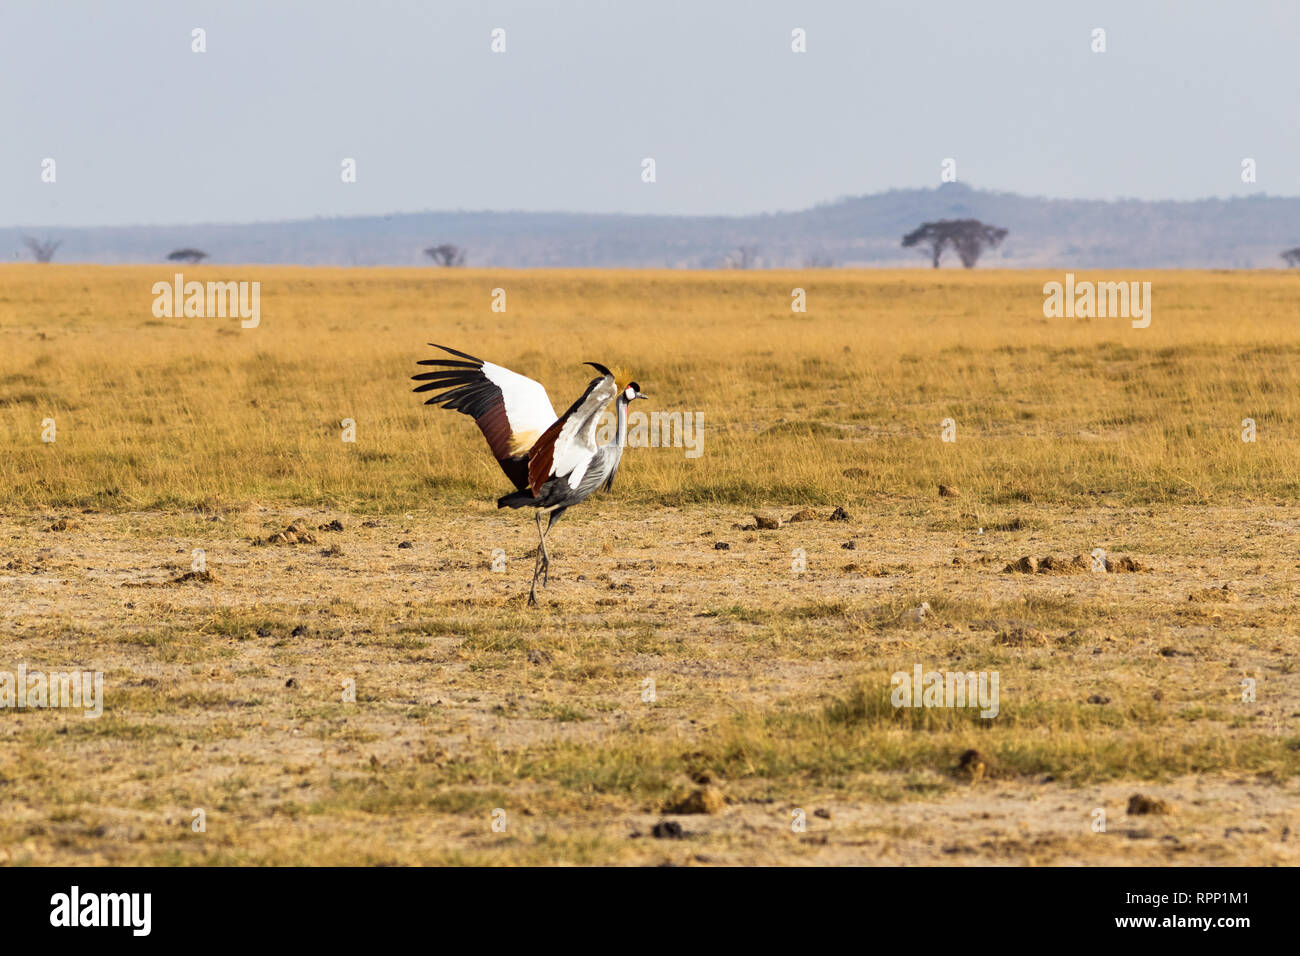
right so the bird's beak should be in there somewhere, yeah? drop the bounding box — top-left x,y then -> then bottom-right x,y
635,390 -> 647,400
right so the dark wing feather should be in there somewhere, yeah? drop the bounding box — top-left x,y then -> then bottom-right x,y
413,344 -> 557,491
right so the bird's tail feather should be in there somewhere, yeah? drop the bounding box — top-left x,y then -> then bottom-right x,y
497,490 -> 537,509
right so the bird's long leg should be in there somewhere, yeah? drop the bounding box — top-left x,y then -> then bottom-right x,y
539,518 -> 552,587
527,509 -> 548,606
529,514 -> 544,604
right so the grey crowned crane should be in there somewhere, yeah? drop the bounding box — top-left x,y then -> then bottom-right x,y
413,344 -> 646,605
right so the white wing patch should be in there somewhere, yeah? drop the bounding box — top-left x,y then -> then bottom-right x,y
566,456 -> 592,489
482,361 -> 557,443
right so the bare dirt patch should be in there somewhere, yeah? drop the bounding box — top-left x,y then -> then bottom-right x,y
0,503 -> 1295,865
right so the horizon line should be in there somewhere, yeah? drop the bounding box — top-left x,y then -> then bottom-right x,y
6,182 -> 1296,234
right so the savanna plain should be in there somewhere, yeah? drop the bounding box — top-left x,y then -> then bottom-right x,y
1,266 -> 1297,865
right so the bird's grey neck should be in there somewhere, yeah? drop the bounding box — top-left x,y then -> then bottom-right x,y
615,396 -> 629,448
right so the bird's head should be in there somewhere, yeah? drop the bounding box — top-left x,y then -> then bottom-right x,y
585,362 -> 646,403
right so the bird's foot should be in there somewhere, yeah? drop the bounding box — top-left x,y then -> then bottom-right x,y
527,583 -> 539,607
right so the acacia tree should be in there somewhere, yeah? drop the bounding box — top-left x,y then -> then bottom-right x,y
1281,247 -> 1300,267
23,237 -> 62,263
167,248 -> 209,263
902,219 -> 1008,268
425,244 -> 466,266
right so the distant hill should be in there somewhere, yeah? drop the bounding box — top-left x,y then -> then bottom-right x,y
6,183 -> 1300,269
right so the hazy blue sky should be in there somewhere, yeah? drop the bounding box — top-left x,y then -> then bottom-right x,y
3,0 -> 1295,227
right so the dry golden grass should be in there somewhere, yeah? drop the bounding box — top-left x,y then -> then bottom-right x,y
1,265 -> 1297,866
2,265 -> 1298,511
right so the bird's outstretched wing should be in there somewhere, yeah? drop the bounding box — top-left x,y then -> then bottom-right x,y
413,344 -> 558,491
527,364 -> 618,496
